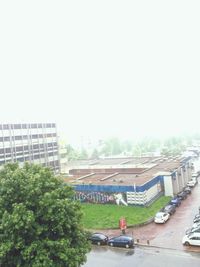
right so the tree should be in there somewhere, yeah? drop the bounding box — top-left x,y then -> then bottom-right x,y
100,137 -> 122,156
90,148 -> 99,159
0,163 -> 90,267
65,144 -> 79,161
78,148 -> 88,159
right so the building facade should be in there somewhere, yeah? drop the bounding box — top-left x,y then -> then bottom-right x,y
64,156 -> 194,206
0,123 -> 60,172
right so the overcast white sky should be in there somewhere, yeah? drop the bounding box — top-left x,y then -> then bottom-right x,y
0,1 -> 200,146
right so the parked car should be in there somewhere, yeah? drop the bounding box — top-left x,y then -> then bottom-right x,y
89,233 -> 108,245
193,217 -> 200,224
170,197 -> 181,207
194,214 -> 200,220
186,226 -> 200,235
154,212 -> 170,224
177,191 -> 187,200
187,180 -> 197,188
192,221 -> 200,229
108,235 -> 134,248
182,232 -> 200,246
163,204 -> 176,215
183,186 -> 192,194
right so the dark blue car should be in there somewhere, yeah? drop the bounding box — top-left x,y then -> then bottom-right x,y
170,197 -> 181,207
108,235 -> 134,248
89,233 -> 108,245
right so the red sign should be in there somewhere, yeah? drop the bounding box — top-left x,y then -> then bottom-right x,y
119,217 -> 127,230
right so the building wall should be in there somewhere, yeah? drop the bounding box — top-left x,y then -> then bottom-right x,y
163,175 -> 173,196
71,175 -> 163,206
0,123 -> 60,172
68,157 -> 194,204
127,183 -> 162,205
172,173 -> 179,195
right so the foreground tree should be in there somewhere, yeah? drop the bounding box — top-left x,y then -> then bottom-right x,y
0,163 -> 90,267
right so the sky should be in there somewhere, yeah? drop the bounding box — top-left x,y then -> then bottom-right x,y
0,1 -> 200,147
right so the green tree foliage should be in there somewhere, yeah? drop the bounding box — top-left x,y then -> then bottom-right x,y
100,137 -> 122,156
78,148 -> 88,159
65,133 -> 200,160
65,144 -> 80,161
90,149 -> 99,159
0,163 -> 90,267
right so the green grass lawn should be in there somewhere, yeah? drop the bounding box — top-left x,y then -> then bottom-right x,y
81,196 -> 171,229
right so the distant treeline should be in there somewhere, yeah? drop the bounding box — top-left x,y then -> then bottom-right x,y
64,133 -> 200,160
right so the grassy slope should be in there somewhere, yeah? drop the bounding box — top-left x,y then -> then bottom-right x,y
81,196 -> 171,229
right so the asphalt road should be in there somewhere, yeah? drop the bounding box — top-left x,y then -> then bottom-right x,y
83,245 -> 200,267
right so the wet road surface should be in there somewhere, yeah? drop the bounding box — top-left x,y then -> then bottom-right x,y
83,245 -> 200,267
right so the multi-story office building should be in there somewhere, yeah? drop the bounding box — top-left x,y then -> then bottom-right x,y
0,123 -> 60,172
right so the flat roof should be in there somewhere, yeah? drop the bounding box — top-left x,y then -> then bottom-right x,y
63,156 -> 189,187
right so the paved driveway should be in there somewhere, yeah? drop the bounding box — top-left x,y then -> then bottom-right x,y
100,182 -> 200,252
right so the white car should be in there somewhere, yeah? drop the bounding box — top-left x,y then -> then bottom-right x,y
192,221 -> 200,228
187,180 -> 197,187
185,226 -> 200,235
154,212 -> 170,224
182,232 -> 200,246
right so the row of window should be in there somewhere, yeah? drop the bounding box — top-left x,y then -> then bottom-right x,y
0,149 -> 58,158
0,152 -> 59,162
0,142 -> 58,154
0,123 -> 56,130
0,133 -> 57,142
0,158 -> 60,167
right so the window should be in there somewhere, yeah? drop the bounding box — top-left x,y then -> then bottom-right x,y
31,134 -> 38,139
3,124 -> 9,130
22,124 -> 27,129
4,136 -> 10,141
16,146 -> 23,152
13,124 -> 21,129
30,124 -> 37,128
33,144 -> 39,149
5,148 -> 11,153
14,136 -> 22,141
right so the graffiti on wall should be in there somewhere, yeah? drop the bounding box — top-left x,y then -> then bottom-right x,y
74,191 -> 128,205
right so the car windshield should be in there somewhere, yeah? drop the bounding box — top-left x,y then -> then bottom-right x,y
171,198 -> 178,203
156,213 -> 163,218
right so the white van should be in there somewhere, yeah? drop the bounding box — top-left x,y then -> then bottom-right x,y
182,232 -> 200,246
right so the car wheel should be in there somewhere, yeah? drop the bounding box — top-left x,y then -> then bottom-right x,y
125,244 -> 129,248
110,242 -> 113,247
184,241 -> 190,246
97,242 -> 101,246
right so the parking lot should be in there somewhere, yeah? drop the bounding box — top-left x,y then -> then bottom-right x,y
100,181 -> 200,252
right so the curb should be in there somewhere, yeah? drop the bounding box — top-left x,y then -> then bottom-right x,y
135,242 -> 200,254
90,217 -> 155,231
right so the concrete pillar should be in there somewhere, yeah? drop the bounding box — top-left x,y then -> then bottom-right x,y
163,175 -> 173,196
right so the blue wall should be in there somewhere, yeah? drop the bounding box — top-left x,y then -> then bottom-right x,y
71,175 -> 164,193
